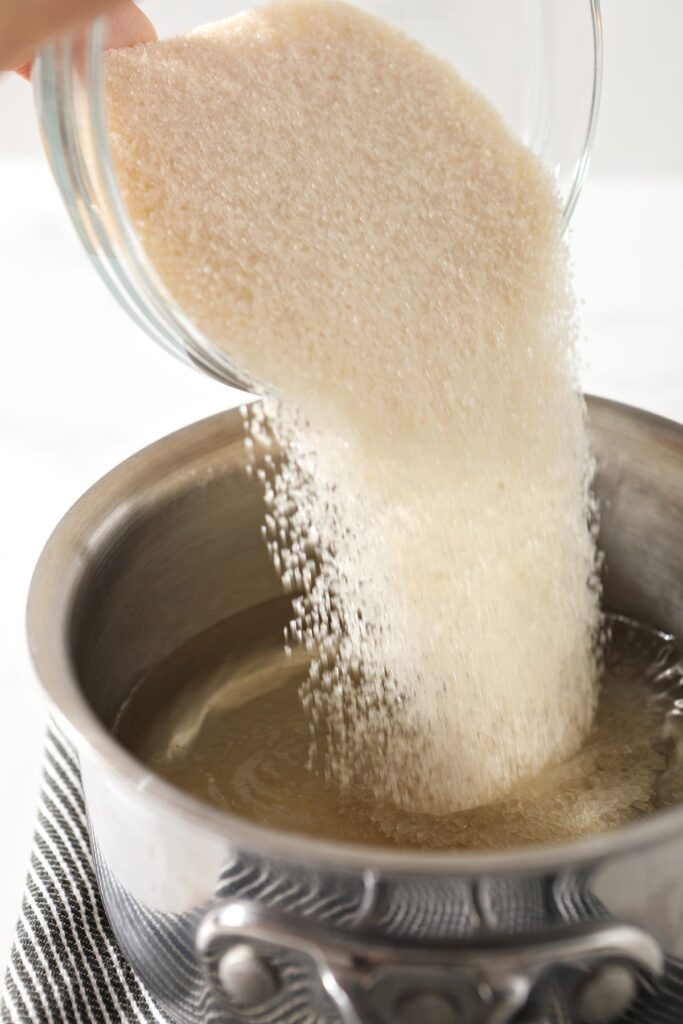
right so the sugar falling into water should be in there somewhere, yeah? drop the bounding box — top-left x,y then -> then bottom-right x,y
106,0 -> 601,814
117,615 -> 683,852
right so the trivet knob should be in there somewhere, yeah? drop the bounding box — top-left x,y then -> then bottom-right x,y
575,963 -> 638,1024
217,943 -> 279,1007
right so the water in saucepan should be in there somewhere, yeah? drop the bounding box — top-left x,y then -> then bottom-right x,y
116,611 -> 683,852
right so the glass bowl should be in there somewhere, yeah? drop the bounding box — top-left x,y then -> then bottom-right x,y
33,0 -> 602,392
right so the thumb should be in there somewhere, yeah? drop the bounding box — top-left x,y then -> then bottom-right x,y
5,0 -> 156,78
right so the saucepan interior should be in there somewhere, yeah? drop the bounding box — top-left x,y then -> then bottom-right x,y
27,396 -> 683,874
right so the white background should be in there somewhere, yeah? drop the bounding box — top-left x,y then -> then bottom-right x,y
0,0 -> 682,968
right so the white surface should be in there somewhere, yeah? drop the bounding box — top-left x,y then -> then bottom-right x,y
0,155 -> 682,970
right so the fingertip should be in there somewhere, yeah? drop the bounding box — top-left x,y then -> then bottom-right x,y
12,2 -> 155,81
105,2 -> 157,51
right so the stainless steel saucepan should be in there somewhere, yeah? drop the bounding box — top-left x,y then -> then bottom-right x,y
27,397 -> 683,1024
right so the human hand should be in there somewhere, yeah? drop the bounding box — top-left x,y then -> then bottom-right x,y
1,0 -> 155,78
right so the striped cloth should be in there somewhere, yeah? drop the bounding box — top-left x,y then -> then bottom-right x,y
0,725 -> 168,1024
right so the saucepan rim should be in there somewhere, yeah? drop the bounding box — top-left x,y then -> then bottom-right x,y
27,395 -> 683,878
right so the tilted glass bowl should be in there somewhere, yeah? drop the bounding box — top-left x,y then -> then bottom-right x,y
33,0 -> 602,391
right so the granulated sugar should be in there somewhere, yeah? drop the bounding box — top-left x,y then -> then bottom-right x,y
106,0 -> 601,815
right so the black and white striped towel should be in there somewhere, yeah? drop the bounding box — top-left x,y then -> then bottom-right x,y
1,724 -> 168,1023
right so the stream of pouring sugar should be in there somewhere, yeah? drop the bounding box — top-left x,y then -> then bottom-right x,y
105,0 -> 601,813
